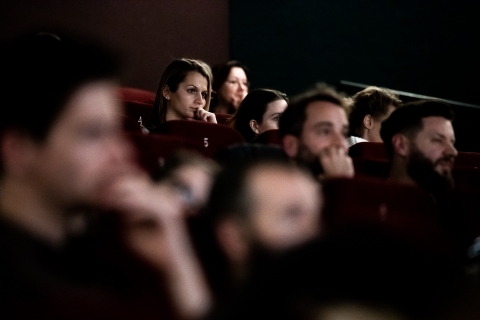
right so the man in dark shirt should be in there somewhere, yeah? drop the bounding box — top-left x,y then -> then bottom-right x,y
0,32 -> 210,319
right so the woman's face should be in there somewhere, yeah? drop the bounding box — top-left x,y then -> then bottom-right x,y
256,99 -> 288,134
217,67 -> 248,110
166,71 -> 208,120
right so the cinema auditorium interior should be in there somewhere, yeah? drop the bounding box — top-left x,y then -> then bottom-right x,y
1,1 -> 480,319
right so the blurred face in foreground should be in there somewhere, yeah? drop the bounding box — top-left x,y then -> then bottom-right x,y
247,165 -> 321,251
27,81 -> 134,208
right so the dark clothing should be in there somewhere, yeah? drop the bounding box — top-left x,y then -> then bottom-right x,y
0,215 -> 176,319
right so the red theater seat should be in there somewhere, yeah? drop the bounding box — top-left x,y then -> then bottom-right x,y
118,87 -> 155,104
127,132 -> 205,176
352,158 -> 390,179
252,129 -> 281,146
455,152 -> 480,169
120,114 -> 142,133
214,113 -> 233,125
322,177 -> 452,252
153,120 -> 245,158
349,142 -> 388,160
122,101 -> 153,127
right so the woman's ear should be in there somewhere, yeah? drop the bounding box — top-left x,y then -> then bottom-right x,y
249,120 -> 260,134
162,85 -> 171,100
363,114 -> 373,130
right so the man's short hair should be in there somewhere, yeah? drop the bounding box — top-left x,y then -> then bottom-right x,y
380,99 -> 455,159
0,32 -> 118,142
279,83 -> 347,140
348,86 -> 402,137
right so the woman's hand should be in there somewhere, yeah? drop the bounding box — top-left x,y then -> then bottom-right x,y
195,108 -> 217,123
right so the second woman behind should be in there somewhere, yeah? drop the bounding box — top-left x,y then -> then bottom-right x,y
149,58 -> 216,129
229,89 -> 288,142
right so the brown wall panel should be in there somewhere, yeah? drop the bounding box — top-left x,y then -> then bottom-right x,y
0,0 -> 229,91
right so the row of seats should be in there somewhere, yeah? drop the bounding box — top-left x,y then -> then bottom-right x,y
119,87 -> 232,126
120,87 -> 480,259
125,121 -> 244,175
349,142 -> 480,169
322,177 -> 457,254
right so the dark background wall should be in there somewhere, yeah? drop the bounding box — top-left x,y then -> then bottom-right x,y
0,0 -> 229,91
230,0 -> 480,151
230,0 -> 480,105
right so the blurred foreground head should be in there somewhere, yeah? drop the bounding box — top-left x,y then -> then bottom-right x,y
0,32 -> 134,222
207,160 -> 322,267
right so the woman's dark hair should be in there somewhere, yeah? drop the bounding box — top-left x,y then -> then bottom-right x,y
149,58 -> 212,128
229,89 -> 287,141
210,60 -> 250,112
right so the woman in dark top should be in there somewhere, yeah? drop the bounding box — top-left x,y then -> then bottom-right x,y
149,58 -> 216,129
229,89 -> 288,142
210,60 -> 249,115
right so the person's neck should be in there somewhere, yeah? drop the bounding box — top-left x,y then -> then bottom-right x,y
388,158 -> 416,185
0,178 -> 67,247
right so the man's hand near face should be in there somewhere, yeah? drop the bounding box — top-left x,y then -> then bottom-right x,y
99,173 -> 212,319
318,146 -> 354,180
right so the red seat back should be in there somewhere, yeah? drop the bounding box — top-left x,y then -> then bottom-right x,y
122,101 -> 153,127
352,158 -> 390,179
118,87 -> 155,104
214,113 -> 233,125
252,129 -> 281,146
154,120 -> 245,158
348,142 -> 388,160
322,177 -> 452,252
127,132 -> 205,176
455,152 -> 480,169
120,114 -> 142,133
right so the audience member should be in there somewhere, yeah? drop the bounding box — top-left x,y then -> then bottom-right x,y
211,60 -> 249,114
202,160 -> 321,303
279,84 -> 354,180
211,227 -> 463,320
380,99 -> 457,199
347,86 -> 401,146
149,58 -> 216,129
155,151 -> 220,215
229,88 -> 288,142
0,32 -> 211,319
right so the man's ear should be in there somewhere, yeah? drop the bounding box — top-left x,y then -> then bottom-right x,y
282,134 -> 299,158
249,120 -> 260,134
162,85 -> 171,100
363,114 -> 373,130
391,133 -> 410,157
215,216 -> 249,264
0,131 -> 37,176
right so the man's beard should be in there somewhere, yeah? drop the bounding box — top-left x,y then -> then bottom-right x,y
295,143 -> 323,177
407,146 -> 455,199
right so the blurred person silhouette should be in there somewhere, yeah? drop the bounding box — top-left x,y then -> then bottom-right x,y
200,160 -> 321,305
279,83 -> 354,180
210,227 -> 464,320
347,86 -> 401,146
149,58 -> 216,129
155,151 -> 220,216
228,88 -> 288,142
210,60 -> 249,115
0,32 -> 211,319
